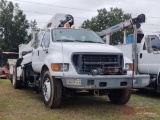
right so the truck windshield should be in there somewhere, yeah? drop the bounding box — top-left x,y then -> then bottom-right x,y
52,28 -> 104,43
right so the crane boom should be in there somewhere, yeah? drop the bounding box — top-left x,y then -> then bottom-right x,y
44,14 -> 74,29
96,14 -> 145,37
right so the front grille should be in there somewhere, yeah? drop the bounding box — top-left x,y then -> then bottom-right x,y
72,53 -> 123,74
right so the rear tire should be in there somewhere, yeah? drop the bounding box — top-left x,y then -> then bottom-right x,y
12,66 -> 22,89
22,69 -> 28,87
42,70 -> 62,108
108,88 -> 131,105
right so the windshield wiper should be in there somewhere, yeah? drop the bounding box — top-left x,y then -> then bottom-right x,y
56,40 -> 84,42
83,40 -> 104,44
55,39 -> 104,44
74,40 -> 84,42
55,39 -> 74,42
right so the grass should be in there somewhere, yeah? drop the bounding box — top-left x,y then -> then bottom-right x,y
0,79 -> 160,120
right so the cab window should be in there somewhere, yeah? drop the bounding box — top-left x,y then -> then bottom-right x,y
38,32 -> 43,41
151,36 -> 160,51
42,31 -> 50,48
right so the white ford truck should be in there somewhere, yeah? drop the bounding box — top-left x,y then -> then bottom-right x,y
12,13 -> 149,109
116,34 -> 160,92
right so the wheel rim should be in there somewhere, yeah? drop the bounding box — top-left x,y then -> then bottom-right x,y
43,78 -> 51,101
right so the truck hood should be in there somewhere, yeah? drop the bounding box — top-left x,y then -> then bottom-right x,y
60,42 -> 122,53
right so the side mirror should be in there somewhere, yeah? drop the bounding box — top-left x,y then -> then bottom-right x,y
102,37 -> 106,43
137,33 -> 144,43
145,35 -> 153,53
31,31 -> 38,49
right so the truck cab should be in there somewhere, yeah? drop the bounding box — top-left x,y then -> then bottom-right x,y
32,28 -> 125,77
138,35 -> 160,91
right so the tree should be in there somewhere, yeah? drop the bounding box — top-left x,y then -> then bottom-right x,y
81,8 -> 134,44
27,20 -> 39,40
30,19 -> 39,31
0,0 -> 29,52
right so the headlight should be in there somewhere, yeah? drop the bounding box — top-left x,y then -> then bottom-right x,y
51,63 -> 69,71
125,63 -> 134,71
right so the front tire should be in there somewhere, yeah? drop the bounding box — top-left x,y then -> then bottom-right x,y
42,71 -> 62,108
108,88 -> 131,105
9,74 -> 13,83
12,66 -> 22,89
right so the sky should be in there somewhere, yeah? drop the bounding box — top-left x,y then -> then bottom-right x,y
9,0 -> 160,36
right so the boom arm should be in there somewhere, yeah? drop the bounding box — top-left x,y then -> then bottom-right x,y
97,14 -> 145,37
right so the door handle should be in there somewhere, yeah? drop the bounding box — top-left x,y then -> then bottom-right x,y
140,53 -> 142,58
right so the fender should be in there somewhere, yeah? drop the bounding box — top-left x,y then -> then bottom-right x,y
43,53 -> 64,76
123,56 -> 132,66
16,58 -> 23,67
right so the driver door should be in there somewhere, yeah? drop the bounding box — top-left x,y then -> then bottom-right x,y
138,35 -> 160,75
32,30 -> 51,72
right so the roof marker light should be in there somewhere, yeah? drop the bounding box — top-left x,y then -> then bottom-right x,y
47,23 -> 52,28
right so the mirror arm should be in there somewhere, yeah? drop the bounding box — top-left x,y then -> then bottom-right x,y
31,31 -> 39,49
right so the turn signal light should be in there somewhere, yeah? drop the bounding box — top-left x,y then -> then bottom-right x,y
66,23 -> 70,28
51,64 -> 60,71
125,63 -> 134,71
131,64 -> 134,71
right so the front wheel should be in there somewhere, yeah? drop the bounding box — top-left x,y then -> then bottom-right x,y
42,71 -> 62,108
9,74 -> 13,83
12,66 -> 22,89
108,88 -> 131,105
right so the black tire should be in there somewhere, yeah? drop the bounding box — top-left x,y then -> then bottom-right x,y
9,74 -> 13,83
108,88 -> 131,105
42,70 -> 62,108
12,66 -> 22,89
22,69 -> 28,87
